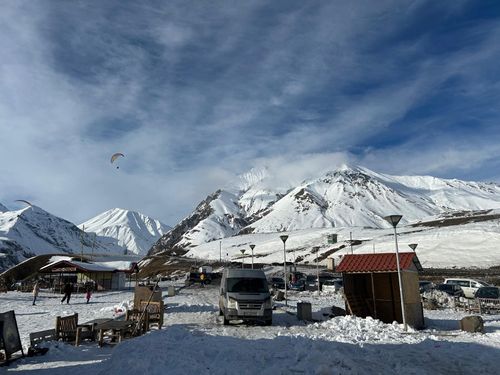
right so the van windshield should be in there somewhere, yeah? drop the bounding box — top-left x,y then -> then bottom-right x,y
227,278 -> 268,293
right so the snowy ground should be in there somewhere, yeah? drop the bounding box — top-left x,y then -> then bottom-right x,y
1,283 -> 499,374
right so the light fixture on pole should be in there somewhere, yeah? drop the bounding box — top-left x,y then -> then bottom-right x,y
408,243 -> 418,252
240,249 -> 246,269
312,246 -> 320,295
384,214 -> 407,331
249,244 -> 255,269
280,235 -> 289,306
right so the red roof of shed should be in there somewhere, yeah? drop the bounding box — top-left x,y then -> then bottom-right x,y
336,252 -> 422,273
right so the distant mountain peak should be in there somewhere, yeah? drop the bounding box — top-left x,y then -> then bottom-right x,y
0,205 -> 126,271
80,208 -> 170,256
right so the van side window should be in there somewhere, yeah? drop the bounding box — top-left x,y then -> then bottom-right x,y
457,280 -> 470,287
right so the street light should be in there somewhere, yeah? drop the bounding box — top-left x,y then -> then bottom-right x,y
312,246 -> 320,295
384,214 -> 407,331
240,249 -> 246,269
408,243 -> 418,252
249,244 -> 255,269
280,235 -> 289,306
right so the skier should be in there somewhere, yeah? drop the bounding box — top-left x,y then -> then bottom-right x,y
32,281 -> 40,305
85,284 -> 92,304
61,282 -> 73,304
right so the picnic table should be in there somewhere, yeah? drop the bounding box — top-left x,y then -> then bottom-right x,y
95,320 -> 135,347
76,318 -> 112,346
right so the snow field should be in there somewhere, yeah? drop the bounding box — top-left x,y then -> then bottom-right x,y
1,283 -> 499,374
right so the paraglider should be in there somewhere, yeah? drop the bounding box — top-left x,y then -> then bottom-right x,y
110,153 -> 125,169
15,199 -> 32,206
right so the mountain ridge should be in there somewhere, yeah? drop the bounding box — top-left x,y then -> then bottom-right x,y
149,165 -> 500,255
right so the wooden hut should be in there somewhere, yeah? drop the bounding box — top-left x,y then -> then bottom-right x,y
39,259 -> 136,291
336,252 -> 424,329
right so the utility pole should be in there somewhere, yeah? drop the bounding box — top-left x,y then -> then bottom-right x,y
80,224 -> 85,262
240,249 -> 246,269
91,233 -> 96,261
219,241 -> 222,263
313,246 -> 320,295
350,231 -> 353,254
280,235 -> 289,306
249,244 -> 255,269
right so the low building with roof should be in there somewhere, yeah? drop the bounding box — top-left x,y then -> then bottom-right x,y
336,252 -> 424,329
39,256 -> 138,291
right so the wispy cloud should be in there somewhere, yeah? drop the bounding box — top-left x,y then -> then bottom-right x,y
1,0 -> 500,224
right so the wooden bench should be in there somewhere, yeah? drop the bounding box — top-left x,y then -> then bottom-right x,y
139,301 -> 164,330
29,329 -> 56,347
95,320 -> 135,347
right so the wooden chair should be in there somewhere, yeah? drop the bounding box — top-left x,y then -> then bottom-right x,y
125,309 -> 148,336
55,313 -> 78,343
139,301 -> 164,330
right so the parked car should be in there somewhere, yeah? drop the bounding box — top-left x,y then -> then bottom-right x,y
419,280 -> 434,293
305,275 -> 318,291
269,277 -> 286,290
322,279 -> 343,293
219,268 -> 272,326
288,279 -> 306,291
434,283 -> 465,297
474,286 -> 500,299
444,278 -> 490,298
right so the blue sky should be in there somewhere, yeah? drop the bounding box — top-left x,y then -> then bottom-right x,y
1,0 -> 500,225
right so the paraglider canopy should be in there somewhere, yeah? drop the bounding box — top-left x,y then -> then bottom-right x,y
15,199 -> 32,206
110,153 -> 125,169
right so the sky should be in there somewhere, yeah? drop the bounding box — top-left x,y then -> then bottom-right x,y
1,0 -> 500,226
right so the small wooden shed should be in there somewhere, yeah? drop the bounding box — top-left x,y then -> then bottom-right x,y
336,252 -> 424,329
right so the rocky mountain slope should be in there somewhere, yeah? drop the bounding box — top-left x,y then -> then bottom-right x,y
149,165 -> 500,255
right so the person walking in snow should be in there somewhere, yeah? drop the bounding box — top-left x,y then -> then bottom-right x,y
32,281 -> 40,305
85,284 -> 92,304
61,282 -> 73,304
200,272 -> 206,288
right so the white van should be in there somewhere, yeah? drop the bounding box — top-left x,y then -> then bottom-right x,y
444,278 -> 490,298
219,268 -> 272,326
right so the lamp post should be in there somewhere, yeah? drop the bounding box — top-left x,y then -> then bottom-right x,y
249,244 -> 255,269
408,243 -> 418,252
384,214 -> 407,331
280,235 -> 289,306
313,246 -> 320,295
240,249 -> 246,269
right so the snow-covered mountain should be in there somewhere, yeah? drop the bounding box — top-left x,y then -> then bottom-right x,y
0,205 -> 126,271
80,208 -> 170,256
149,165 -> 500,255
0,202 -> 8,212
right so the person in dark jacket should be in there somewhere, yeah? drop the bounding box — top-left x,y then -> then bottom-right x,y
61,282 -> 73,304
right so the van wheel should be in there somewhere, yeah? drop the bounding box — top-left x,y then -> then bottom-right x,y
223,316 -> 230,325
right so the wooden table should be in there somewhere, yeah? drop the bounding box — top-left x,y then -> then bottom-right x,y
95,320 -> 135,347
75,318 -> 112,346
